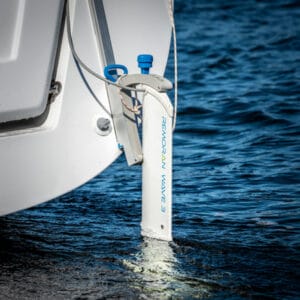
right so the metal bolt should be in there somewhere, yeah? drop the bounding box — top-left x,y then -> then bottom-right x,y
97,118 -> 112,136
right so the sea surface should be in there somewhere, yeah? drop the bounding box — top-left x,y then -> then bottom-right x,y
1,0 -> 299,299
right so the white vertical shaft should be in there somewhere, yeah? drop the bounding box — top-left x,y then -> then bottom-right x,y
141,86 -> 173,241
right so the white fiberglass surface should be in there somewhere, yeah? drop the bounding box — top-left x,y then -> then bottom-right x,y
0,0 -> 63,123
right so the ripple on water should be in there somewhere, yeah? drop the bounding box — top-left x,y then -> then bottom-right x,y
1,0 -> 300,299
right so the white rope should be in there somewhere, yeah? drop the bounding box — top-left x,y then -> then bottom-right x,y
168,0 -> 178,130
66,1 -> 145,94
66,0 -> 177,119
119,91 -> 143,115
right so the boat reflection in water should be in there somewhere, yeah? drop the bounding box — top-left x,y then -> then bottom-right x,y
123,238 -> 211,299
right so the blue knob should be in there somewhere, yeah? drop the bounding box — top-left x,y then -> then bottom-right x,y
104,64 -> 128,82
137,54 -> 153,74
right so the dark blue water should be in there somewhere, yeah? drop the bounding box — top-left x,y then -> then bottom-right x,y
1,0 -> 300,299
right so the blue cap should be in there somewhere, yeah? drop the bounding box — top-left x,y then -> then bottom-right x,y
137,54 -> 153,74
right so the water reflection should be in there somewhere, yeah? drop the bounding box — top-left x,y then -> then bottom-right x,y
127,238 -> 176,274
124,238 -> 212,299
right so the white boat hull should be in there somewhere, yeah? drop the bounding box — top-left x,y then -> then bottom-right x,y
0,0 -> 172,216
